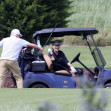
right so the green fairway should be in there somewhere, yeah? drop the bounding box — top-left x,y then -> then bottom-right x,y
0,89 -> 111,111
44,46 -> 111,69
0,46 -> 111,68
0,89 -> 81,111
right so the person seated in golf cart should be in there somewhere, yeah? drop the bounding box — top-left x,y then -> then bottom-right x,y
48,41 -> 77,75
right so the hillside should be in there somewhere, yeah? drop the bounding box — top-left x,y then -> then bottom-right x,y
64,0 -> 111,46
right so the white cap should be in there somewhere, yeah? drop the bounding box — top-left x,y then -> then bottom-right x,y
10,29 -> 22,37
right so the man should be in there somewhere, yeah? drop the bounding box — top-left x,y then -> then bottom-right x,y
48,40 -> 77,74
0,29 -> 43,88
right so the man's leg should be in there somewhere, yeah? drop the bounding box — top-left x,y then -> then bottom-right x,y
8,61 -> 23,88
0,60 -> 9,88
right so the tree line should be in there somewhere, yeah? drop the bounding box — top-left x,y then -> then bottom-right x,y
0,0 -> 71,41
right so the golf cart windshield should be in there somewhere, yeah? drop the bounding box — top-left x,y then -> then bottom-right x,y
83,33 -> 106,68
33,27 -> 106,68
91,48 -> 106,67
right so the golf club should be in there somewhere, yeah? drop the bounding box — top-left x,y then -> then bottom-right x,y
43,23 -> 57,48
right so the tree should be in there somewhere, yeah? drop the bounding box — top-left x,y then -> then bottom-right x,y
0,0 -> 71,41
40,0 -> 71,28
0,0 -> 46,41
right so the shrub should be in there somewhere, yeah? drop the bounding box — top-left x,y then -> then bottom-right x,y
61,36 -> 111,46
96,37 -> 111,46
63,36 -> 86,45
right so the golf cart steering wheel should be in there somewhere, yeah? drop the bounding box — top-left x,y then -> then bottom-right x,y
71,53 -> 80,64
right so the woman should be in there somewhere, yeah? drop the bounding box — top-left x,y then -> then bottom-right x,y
48,40 -> 77,74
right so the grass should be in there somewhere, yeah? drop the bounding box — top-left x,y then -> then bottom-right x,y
0,89 -> 111,111
0,46 -> 111,110
67,0 -> 111,38
1,1 -> 111,110
61,0 -> 111,46
44,46 -> 111,69
0,46 -> 111,68
0,45 -> 111,111
0,89 -> 81,111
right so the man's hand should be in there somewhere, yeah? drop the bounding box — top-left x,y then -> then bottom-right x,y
28,43 -> 44,53
39,48 -> 44,53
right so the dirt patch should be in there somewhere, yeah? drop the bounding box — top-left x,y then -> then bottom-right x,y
4,72 -> 15,88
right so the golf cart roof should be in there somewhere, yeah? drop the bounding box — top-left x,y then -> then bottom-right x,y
33,27 -> 98,38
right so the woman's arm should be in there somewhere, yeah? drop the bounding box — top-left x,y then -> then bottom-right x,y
67,62 -> 72,68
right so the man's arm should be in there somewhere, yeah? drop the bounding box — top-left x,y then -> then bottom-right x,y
27,43 -> 43,53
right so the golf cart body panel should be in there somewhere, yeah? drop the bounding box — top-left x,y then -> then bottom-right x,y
19,27 -> 111,88
100,69 -> 111,86
102,69 -> 111,76
19,53 -> 76,88
95,69 -> 111,86
23,72 -> 76,88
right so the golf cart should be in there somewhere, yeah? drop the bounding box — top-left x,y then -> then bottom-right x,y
19,27 -> 111,88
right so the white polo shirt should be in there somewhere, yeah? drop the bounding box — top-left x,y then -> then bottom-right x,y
0,36 -> 29,61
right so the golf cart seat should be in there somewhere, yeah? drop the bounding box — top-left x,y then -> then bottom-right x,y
43,54 -> 72,75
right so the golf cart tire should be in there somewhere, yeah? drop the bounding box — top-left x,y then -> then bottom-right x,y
31,83 -> 49,88
104,83 -> 111,88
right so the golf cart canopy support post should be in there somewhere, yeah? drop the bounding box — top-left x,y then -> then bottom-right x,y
90,33 -> 106,68
82,32 -> 106,69
33,36 -> 40,57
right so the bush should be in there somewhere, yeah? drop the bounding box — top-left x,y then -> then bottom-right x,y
96,37 -> 111,46
63,36 -> 86,45
61,36 -> 111,46
67,0 -> 111,39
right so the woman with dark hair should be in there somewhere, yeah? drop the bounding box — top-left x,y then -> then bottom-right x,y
48,40 -> 77,74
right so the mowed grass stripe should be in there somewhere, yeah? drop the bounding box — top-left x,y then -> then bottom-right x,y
0,89 -> 111,111
0,89 -> 81,111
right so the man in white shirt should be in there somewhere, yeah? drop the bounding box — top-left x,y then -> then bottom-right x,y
0,29 -> 43,88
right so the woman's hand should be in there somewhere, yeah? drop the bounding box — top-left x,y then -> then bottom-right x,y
70,66 -> 77,73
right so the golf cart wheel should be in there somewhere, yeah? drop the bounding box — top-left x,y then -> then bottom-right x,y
31,84 -> 48,88
104,83 -> 111,88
